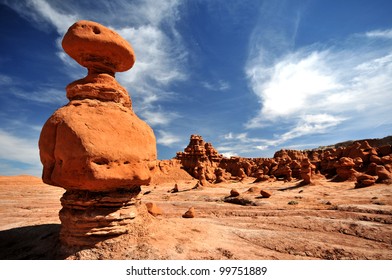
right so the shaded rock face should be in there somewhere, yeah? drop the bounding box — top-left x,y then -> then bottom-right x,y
39,20 -> 156,247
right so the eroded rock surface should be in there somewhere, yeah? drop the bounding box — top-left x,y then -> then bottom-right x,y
39,20 -> 156,247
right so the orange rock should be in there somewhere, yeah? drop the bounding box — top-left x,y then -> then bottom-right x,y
39,20 -> 156,247
246,186 -> 261,193
182,207 -> 195,218
39,100 -> 156,191
260,190 -> 272,198
214,167 -> 226,183
62,20 -> 135,74
230,189 -> 240,197
355,174 -> 376,188
300,158 -> 313,184
376,165 -> 392,183
370,155 -> 383,165
145,202 -> 163,217
172,184 -> 179,193
66,73 -> 131,107
175,135 -> 222,183
334,157 -> 358,181
381,155 -> 392,165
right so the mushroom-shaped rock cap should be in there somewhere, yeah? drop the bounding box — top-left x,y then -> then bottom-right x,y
62,20 -> 135,74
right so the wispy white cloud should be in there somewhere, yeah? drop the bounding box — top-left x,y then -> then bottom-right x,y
1,0 -> 77,34
4,0 -> 186,127
0,74 -> 13,85
218,132 -> 277,157
116,23 -> 187,117
156,130 -> 182,147
246,51 -> 341,123
221,152 -> 238,158
0,129 -> 40,167
9,87 -> 68,105
365,28 -> 392,39
245,27 -> 392,147
279,114 -> 345,143
201,80 -> 230,91
28,0 -> 78,34
0,72 -> 68,105
140,110 -> 179,127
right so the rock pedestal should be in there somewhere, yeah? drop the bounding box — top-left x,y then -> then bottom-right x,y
334,157 -> 358,181
59,187 -> 142,246
39,20 -> 156,247
176,135 -> 222,184
300,158 -> 314,184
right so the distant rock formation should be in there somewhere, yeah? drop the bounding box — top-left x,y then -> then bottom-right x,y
300,158 -> 314,185
172,135 -> 392,189
176,135 -> 223,184
39,20 -> 156,247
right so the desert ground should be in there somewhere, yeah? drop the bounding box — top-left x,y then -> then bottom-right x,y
0,174 -> 391,260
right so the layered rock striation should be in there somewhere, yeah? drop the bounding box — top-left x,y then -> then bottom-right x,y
39,20 -> 156,247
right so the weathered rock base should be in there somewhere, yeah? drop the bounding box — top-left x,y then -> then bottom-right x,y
59,187 -> 145,247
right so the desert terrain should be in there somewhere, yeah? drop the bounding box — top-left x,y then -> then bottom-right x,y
2,20 -> 390,260
1,173 -> 391,260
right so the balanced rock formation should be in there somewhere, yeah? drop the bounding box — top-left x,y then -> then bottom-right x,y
300,158 -> 314,185
39,20 -> 156,247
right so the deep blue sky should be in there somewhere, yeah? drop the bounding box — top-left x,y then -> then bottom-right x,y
1,0 -> 392,176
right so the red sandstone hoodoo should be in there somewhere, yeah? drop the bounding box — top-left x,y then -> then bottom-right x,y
39,20 -> 157,247
175,135 -> 392,189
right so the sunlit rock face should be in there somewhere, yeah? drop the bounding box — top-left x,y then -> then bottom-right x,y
39,20 -> 156,247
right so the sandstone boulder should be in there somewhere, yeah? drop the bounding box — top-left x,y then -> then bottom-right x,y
334,157 -> 358,181
145,202 -> 163,217
260,190 -> 272,198
182,207 -> 195,218
40,100 -> 156,191
355,174 -> 376,188
230,189 -> 240,197
376,165 -> 392,183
